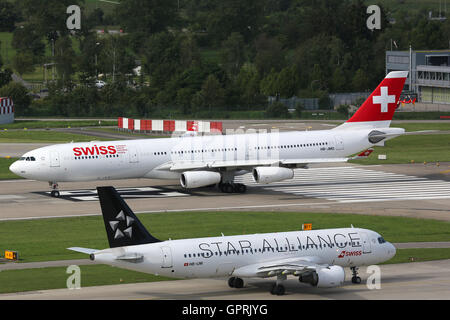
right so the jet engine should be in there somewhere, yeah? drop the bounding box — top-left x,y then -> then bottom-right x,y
299,266 -> 345,288
180,171 -> 221,189
252,167 -> 294,184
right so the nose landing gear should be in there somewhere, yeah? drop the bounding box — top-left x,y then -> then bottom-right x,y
350,266 -> 361,284
49,182 -> 60,198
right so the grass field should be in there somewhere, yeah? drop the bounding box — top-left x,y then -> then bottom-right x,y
350,134 -> 450,165
0,157 -> 19,180
0,130 -> 112,143
0,211 -> 449,263
1,120 -> 117,130
0,264 -> 173,294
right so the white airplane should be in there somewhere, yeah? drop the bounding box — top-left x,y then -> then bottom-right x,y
10,71 -> 408,197
69,186 -> 396,295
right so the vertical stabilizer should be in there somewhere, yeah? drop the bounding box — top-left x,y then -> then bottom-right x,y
97,186 -> 161,248
335,71 -> 408,129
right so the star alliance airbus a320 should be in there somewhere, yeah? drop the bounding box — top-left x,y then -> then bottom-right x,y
10,71 -> 408,197
69,186 -> 396,295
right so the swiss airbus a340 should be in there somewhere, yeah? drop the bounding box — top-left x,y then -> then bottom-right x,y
10,71 -> 408,197
69,187 -> 396,295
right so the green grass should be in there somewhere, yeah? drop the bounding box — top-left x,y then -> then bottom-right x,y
0,130 -> 112,143
350,134 -> 450,165
1,120 -> 117,130
382,248 -> 450,265
0,32 -> 14,66
0,211 -> 449,263
0,264 -> 173,294
393,122 -> 450,132
0,157 -> 20,180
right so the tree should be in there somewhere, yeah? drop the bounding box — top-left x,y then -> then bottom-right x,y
277,66 -> 299,98
0,68 -> 12,88
336,104 -> 350,118
0,82 -> 32,115
352,69 -> 369,92
265,101 -> 290,119
12,25 -> 46,58
206,0 -> 264,43
254,34 -> 284,76
199,74 -> 225,113
0,52 -> 12,88
54,36 -> 76,87
12,52 -> 35,76
116,0 -> 179,35
236,63 -> 262,109
331,67 -> 347,92
259,69 -> 279,97
220,32 -> 246,78
294,103 -> 304,119
0,0 -> 19,32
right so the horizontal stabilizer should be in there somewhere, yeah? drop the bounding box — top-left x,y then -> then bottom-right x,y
351,148 -> 374,160
67,247 -> 98,255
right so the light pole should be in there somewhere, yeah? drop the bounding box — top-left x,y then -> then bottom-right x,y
95,42 -> 100,80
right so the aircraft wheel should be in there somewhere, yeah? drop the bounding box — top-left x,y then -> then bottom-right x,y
220,183 -> 234,193
228,277 -> 236,288
51,190 -> 60,198
270,284 -> 285,295
351,276 -> 362,284
233,277 -> 244,288
234,183 -> 247,193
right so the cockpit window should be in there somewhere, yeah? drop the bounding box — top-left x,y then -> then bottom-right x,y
378,237 -> 386,244
20,156 -> 36,161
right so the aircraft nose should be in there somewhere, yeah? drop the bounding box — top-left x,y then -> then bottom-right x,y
9,161 -> 20,175
387,243 -> 396,259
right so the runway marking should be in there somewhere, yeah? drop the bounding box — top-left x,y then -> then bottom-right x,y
35,186 -> 191,202
235,166 -> 450,203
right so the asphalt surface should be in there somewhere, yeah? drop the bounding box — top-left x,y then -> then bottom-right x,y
1,119 -> 450,300
1,259 -> 449,300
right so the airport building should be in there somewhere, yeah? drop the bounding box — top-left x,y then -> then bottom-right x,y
386,49 -> 450,110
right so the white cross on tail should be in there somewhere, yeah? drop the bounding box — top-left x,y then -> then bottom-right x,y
372,86 -> 395,113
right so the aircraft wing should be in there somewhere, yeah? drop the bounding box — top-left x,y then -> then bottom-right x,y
232,256 -> 330,278
159,157 -> 350,172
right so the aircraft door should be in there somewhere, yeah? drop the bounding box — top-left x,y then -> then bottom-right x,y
360,232 -> 372,254
334,136 -> 344,150
161,246 -> 173,268
50,152 -> 60,167
129,146 -> 139,163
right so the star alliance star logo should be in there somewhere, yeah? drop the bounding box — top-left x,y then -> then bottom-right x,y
109,210 -> 135,239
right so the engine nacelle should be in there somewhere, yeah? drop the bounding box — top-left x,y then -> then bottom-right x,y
299,266 -> 345,288
180,171 -> 221,189
252,167 -> 294,184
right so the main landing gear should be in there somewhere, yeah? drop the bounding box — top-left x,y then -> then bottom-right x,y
49,182 -> 60,198
350,266 -> 362,284
219,182 -> 247,194
270,274 -> 286,296
228,277 -> 244,289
